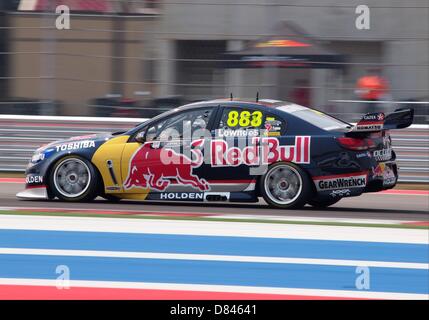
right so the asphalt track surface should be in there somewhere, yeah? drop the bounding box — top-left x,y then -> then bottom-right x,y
1,182 -> 428,299
1,183 -> 428,221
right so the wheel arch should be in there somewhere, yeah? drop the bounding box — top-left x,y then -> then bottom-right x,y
255,161 -> 316,197
44,152 -> 104,197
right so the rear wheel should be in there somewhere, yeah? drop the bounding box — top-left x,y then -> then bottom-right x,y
260,162 -> 312,209
49,156 -> 99,202
308,197 -> 341,208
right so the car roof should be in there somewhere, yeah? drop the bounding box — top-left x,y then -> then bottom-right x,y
177,98 -> 306,111
175,99 -> 350,129
127,99 -> 292,135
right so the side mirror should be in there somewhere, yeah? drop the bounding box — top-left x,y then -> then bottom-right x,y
135,131 -> 145,143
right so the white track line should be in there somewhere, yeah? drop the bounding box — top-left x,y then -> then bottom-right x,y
0,206 -> 212,215
0,206 -> 423,226
208,214 -> 408,225
0,278 -> 427,300
1,248 -> 426,270
0,214 -> 428,244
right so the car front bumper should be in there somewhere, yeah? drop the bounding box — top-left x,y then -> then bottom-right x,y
16,186 -> 49,200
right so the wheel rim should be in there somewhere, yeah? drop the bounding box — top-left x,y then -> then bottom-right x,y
264,164 -> 303,205
53,158 -> 91,198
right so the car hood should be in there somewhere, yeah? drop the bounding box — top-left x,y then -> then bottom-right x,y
36,133 -> 113,153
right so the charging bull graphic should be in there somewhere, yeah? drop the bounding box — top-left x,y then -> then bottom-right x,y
372,163 -> 385,177
124,139 -> 209,191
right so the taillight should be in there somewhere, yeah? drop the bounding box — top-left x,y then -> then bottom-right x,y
366,138 -> 376,149
337,137 -> 375,151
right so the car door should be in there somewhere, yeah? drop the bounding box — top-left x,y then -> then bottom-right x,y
206,105 -> 287,193
120,107 -> 216,200
206,105 -> 263,193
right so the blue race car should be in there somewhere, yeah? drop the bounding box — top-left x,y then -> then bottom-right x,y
18,99 -> 413,209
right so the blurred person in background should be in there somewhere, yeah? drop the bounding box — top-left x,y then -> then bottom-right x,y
355,68 -> 390,113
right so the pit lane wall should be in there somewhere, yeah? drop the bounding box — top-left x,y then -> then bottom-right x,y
0,115 -> 427,183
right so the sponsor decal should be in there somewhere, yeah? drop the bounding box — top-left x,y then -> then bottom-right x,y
264,123 -> 272,131
373,148 -> 392,161
356,151 -> 371,159
355,123 -> 383,131
314,172 -> 367,191
124,136 -> 311,192
217,128 -> 259,137
373,135 -> 392,161
382,135 -> 390,145
55,140 -> 96,152
329,189 -> 351,198
26,175 -> 43,184
354,113 -> 385,131
267,131 -> 281,137
265,117 -> 282,126
263,124 -> 282,136
124,139 -> 209,192
372,163 -> 386,177
383,176 -> 396,186
382,165 -> 396,186
211,136 -> 311,167
372,163 -> 396,186
160,192 -> 204,200
264,117 -> 283,136
362,113 -> 385,122
68,134 -> 97,141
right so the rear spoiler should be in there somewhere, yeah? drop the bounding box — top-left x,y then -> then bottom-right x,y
350,108 -> 414,132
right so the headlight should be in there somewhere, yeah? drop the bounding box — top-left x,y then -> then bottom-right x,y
29,147 -> 54,166
31,152 -> 45,163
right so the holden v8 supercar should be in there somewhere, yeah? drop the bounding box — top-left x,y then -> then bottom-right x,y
17,99 -> 413,209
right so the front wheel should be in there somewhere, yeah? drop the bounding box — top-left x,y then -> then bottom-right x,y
260,162 -> 312,209
49,156 -> 99,202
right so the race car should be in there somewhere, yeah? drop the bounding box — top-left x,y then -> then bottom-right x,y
17,99 -> 413,209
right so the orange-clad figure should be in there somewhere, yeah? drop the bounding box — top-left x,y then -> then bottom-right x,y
355,69 -> 389,112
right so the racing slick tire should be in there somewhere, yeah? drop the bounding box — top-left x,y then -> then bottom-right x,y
48,156 -> 99,202
308,197 -> 341,208
260,162 -> 312,209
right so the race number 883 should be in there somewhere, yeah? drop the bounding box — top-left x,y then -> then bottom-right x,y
227,110 -> 263,127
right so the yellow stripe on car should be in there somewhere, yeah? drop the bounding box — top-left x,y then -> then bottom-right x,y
91,135 -> 129,194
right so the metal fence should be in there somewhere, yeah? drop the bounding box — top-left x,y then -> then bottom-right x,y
0,115 -> 427,183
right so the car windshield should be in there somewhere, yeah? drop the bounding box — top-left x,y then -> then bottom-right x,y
277,104 -> 351,130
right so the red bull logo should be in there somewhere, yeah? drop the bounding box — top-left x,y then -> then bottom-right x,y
211,136 -> 311,166
124,136 -> 311,192
372,163 -> 385,177
124,139 -> 209,191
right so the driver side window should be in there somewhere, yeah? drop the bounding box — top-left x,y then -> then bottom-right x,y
145,108 -> 213,142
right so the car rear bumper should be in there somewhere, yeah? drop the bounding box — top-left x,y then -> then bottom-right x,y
364,161 -> 398,193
